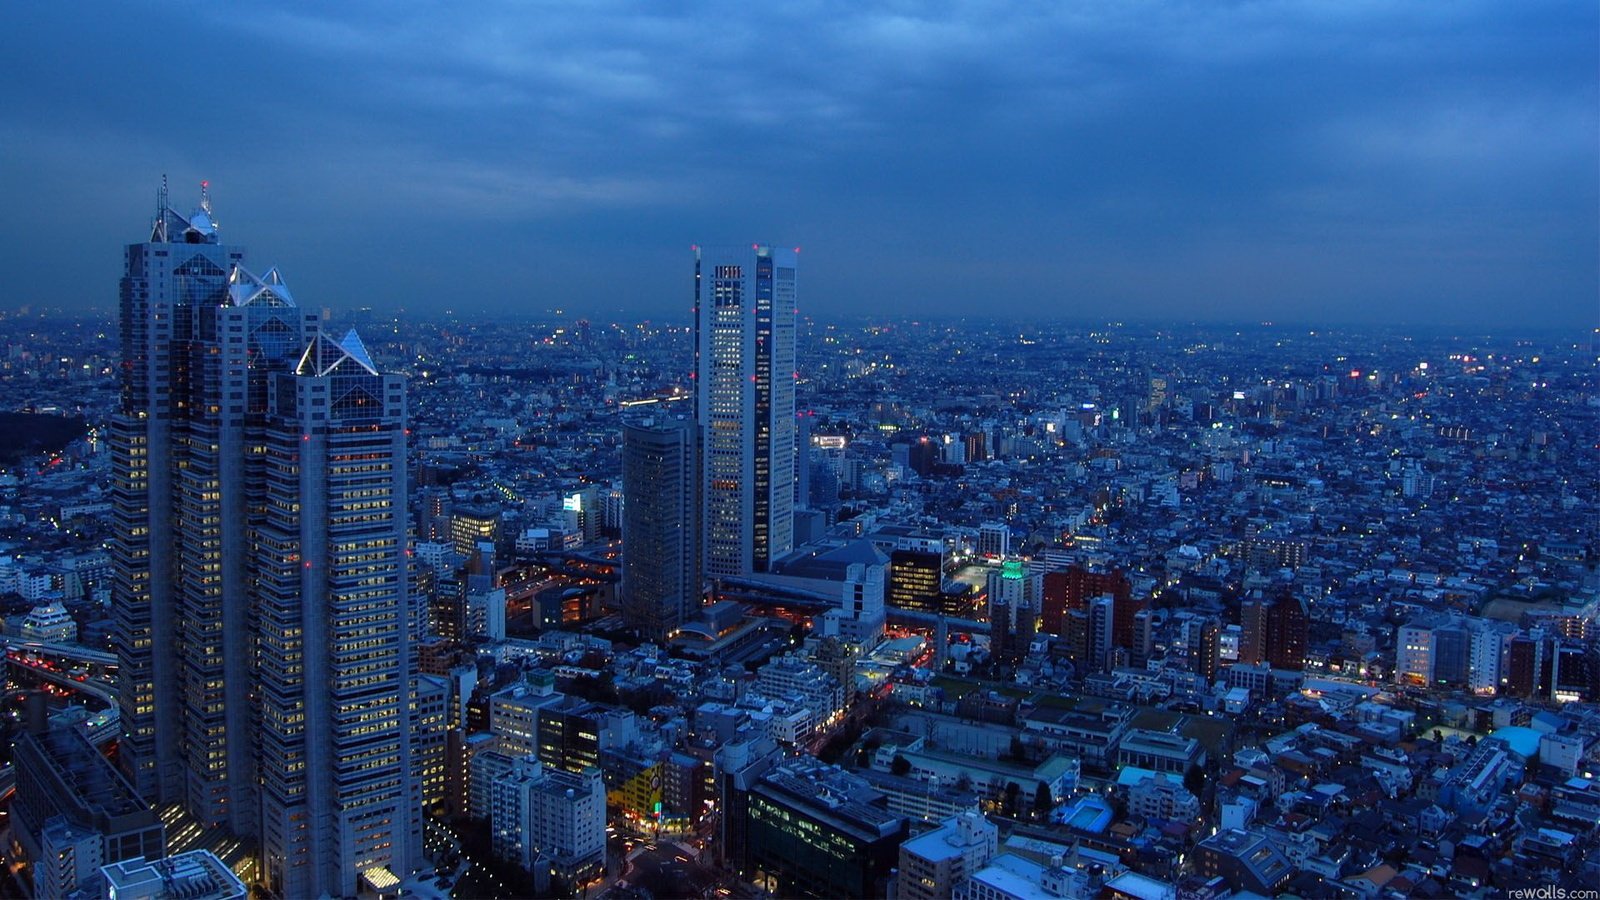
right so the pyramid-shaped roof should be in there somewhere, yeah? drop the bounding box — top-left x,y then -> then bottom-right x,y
295,328 -> 380,377
338,329 -> 377,374
227,265 -> 297,308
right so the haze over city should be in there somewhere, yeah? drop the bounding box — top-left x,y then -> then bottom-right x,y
3,1 -> 1596,329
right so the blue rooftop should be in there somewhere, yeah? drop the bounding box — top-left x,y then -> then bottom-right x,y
1490,726 -> 1541,759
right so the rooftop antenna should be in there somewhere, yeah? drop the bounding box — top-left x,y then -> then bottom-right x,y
200,179 -> 212,215
152,174 -> 171,242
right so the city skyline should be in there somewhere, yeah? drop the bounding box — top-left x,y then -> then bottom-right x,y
2,2 -> 1595,329
0,188 -> 1593,896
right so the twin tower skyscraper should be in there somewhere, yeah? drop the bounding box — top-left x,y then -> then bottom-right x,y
110,185 -> 419,897
621,246 -> 799,640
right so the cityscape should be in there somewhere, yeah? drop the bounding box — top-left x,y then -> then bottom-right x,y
0,192 -> 1593,899
2,4 -> 1598,900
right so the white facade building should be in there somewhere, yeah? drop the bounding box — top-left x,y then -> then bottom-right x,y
20,602 -> 77,643
898,812 -> 998,900
695,245 -> 797,577
489,760 -> 607,881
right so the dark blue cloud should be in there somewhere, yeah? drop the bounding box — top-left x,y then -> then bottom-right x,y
1,0 -> 1593,329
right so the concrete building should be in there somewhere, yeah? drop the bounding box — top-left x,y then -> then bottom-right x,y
19,601 -> 77,642
101,850 -> 247,900
887,548 -> 946,614
1195,829 -> 1293,895
12,728 -> 165,899
1116,729 -> 1206,775
739,758 -> 908,898
837,562 -> 886,646
753,652 -> 845,730
898,811 -> 999,900
490,674 -> 563,757
524,766 -> 607,883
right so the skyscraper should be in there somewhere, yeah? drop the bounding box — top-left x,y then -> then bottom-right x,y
621,415 -> 701,641
110,185 -> 420,895
255,331 -> 420,896
694,245 -> 797,576
111,182 -> 260,809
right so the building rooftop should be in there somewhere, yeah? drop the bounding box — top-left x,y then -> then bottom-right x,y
100,850 -> 246,900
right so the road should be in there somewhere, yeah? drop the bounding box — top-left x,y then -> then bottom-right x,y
4,654 -> 117,705
604,841 -> 721,900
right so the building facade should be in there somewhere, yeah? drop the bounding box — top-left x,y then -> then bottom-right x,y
254,330 -> 422,896
621,416 -> 701,640
694,245 -> 797,577
898,812 -> 998,900
110,187 -> 421,896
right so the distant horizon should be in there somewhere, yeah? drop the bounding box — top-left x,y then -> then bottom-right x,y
4,300 -> 1593,343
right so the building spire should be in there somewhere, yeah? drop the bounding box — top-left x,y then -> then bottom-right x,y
152,175 -> 171,243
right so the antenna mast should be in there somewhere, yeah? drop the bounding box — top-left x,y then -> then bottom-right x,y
153,174 -> 171,242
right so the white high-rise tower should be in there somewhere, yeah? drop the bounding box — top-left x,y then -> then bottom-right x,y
694,245 -> 797,576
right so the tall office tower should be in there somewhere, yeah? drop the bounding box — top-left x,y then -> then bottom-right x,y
181,265 -> 320,832
255,330 -> 420,896
621,416 -> 701,641
694,245 -> 797,576
111,183 -> 255,807
111,186 -> 420,895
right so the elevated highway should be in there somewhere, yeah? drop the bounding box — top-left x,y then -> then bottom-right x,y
0,636 -> 117,668
3,653 -> 117,706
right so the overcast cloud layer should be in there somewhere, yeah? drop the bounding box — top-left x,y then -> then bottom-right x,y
2,1 -> 1595,329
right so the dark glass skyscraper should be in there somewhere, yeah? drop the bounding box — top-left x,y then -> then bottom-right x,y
621,415 -> 700,641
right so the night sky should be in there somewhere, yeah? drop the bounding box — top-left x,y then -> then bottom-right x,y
3,1 -> 1595,329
